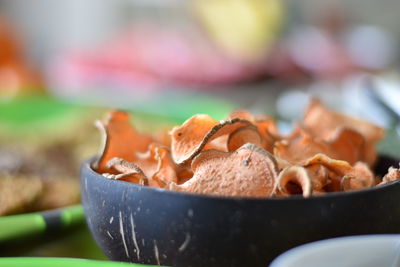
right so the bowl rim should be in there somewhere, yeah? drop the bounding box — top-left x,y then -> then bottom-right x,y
82,156 -> 400,202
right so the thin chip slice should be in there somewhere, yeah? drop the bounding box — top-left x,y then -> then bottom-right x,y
203,135 -> 229,152
303,99 -> 385,142
152,146 -> 179,187
228,110 -> 279,136
380,166 -> 400,185
273,166 -> 313,197
227,125 -> 262,152
228,110 -> 279,151
302,153 -> 353,176
177,168 -> 194,185
228,110 -> 255,121
303,99 -> 384,166
329,128 -> 365,165
170,143 -> 278,197
170,114 -> 218,164
275,156 -> 292,171
340,162 -> 375,191
171,114 -> 251,164
94,111 -> 153,173
106,157 -> 148,185
273,129 -> 336,164
305,164 -> 329,192
134,143 -> 166,183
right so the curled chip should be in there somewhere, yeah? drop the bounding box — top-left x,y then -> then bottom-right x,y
302,153 -> 353,176
94,111 -> 153,173
274,166 -> 312,197
227,125 -> 262,152
152,146 -> 179,187
228,110 -> 279,151
171,114 -> 251,164
303,99 -> 384,166
134,143 -> 160,176
95,100 -> 399,198
340,162 -> 374,191
170,143 -> 278,197
105,157 -> 148,185
329,128 -> 365,165
274,128 -> 336,164
380,167 -> 400,185
305,164 -> 329,193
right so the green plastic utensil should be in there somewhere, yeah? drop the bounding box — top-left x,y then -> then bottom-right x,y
0,257 -> 160,267
0,205 -> 84,243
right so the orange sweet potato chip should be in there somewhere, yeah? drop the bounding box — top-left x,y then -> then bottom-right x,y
94,101 -> 398,198
304,99 -> 385,142
121,143 -> 179,188
105,157 -> 148,185
379,167 -> 400,185
303,99 -> 384,165
273,128 -> 336,164
227,125 -> 262,152
170,114 -> 251,164
94,111 -> 153,173
302,153 -> 353,175
340,162 -> 375,191
170,143 -> 278,197
305,164 -> 329,193
329,128 -> 366,165
152,146 -> 178,187
228,110 -> 279,151
273,166 -> 313,197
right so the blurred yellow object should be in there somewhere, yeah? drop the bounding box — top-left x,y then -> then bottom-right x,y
192,0 -> 284,62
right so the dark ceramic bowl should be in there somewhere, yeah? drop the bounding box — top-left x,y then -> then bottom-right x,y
81,155 -> 400,267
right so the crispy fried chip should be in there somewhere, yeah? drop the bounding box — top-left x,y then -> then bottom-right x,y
227,125 -> 262,152
228,110 -> 279,151
170,143 -> 278,197
94,102 -> 391,198
170,114 -> 251,164
274,128 -> 336,164
303,99 -> 384,165
329,128 -> 366,165
105,157 -> 148,185
94,111 -> 153,173
304,99 -> 385,142
134,143 -> 166,185
152,146 -> 178,187
341,162 -> 375,191
305,164 -> 329,193
273,166 -> 312,197
203,135 -> 229,152
302,153 -> 353,175
379,166 -> 400,185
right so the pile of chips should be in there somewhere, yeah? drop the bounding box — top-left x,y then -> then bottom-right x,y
94,100 -> 400,198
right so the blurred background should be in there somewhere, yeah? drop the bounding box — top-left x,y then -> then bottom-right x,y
1,0 -> 400,260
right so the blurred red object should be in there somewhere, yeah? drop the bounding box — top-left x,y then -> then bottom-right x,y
50,26 -> 271,93
0,17 -> 42,97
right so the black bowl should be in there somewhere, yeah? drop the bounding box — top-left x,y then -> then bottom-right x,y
81,155 -> 400,267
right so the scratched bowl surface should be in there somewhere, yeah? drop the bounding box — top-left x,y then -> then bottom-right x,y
81,156 -> 400,267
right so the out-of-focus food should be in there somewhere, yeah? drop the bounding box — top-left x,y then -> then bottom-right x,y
0,102 -> 105,216
0,175 -> 42,216
0,18 -> 42,98
94,100 -> 400,198
192,0 -> 283,61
